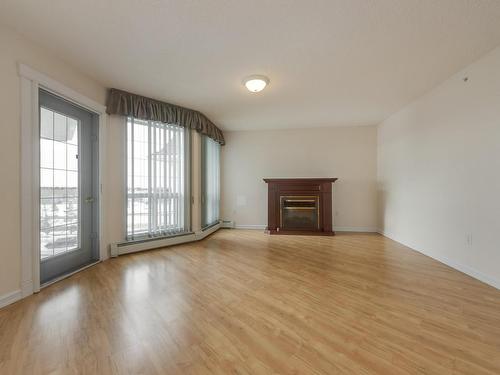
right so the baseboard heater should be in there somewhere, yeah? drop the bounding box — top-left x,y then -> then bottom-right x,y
221,220 -> 235,228
110,222 -> 222,257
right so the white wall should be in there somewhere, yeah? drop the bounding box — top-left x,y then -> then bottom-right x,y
378,46 -> 500,288
221,126 -> 378,231
0,25 -> 107,298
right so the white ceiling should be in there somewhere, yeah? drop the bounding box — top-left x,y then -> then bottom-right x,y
2,0 -> 500,131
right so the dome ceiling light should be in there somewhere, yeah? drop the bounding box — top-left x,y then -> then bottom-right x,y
243,75 -> 270,93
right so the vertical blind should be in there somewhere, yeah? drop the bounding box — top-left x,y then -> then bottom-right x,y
202,135 -> 221,228
127,118 -> 189,239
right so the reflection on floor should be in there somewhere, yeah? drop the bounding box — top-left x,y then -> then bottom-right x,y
1,229 -> 500,374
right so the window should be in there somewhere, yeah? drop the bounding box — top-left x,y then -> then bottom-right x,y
40,107 -> 80,259
127,118 -> 190,239
201,135 -> 221,228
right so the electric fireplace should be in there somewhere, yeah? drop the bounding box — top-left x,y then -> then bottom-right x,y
263,178 -> 337,235
281,196 -> 319,229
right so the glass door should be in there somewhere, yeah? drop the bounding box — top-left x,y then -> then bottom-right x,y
39,89 -> 99,284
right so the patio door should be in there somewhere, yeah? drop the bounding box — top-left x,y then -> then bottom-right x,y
39,89 -> 99,284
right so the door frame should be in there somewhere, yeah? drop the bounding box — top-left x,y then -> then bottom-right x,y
19,63 -> 108,296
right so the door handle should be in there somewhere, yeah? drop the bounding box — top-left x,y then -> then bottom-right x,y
85,197 -> 95,203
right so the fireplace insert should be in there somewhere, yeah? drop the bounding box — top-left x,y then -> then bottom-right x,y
263,178 -> 337,235
280,196 -> 319,230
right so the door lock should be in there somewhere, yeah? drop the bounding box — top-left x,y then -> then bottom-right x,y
85,197 -> 95,203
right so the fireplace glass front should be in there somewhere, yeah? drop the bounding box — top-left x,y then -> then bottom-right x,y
280,196 -> 319,230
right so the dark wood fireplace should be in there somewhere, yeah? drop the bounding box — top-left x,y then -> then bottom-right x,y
263,178 -> 337,235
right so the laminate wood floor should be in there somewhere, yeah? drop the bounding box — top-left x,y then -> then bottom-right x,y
1,230 -> 500,374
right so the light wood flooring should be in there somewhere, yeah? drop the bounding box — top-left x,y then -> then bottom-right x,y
1,230 -> 500,374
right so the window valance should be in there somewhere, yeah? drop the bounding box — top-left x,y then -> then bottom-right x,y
106,88 -> 225,145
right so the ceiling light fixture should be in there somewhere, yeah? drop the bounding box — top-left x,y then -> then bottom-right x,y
243,75 -> 270,93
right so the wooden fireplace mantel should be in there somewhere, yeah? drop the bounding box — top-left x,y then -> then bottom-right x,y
263,178 -> 338,235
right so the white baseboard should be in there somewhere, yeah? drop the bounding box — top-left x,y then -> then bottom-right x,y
234,224 -> 267,230
221,220 -> 235,229
232,224 -> 378,232
0,290 -> 22,309
334,226 -> 378,232
379,230 -> 500,290
21,280 -> 34,298
111,222 -> 222,257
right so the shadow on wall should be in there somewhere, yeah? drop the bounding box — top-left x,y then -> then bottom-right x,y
377,187 -> 386,233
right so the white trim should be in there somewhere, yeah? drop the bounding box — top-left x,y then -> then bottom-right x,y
379,231 -> 500,290
19,63 -> 107,303
232,224 -> 378,232
111,222 -> 221,257
122,116 -> 128,242
0,290 -> 22,309
221,220 -> 235,229
98,113 -> 109,262
191,131 -> 202,232
18,64 -> 106,114
334,226 -> 378,232
21,280 -> 34,298
234,224 -> 267,230
20,75 -> 41,295
20,76 -> 38,296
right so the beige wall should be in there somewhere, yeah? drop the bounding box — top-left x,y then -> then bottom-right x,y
221,126 -> 378,230
378,45 -> 500,288
0,25 -> 106,297
105,116 -> 126,247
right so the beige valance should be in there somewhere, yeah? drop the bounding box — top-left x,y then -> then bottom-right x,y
106,88 -> 225,145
